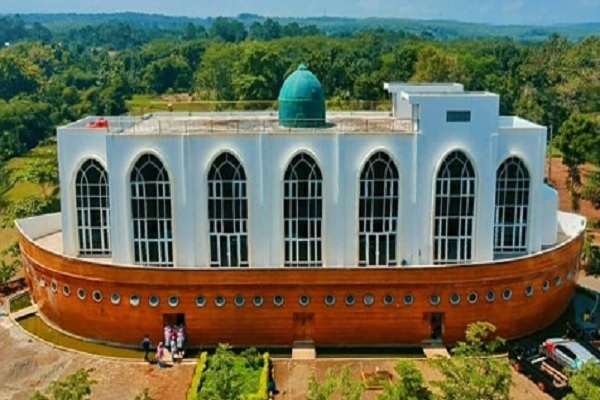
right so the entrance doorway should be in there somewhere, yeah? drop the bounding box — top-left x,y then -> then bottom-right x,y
163,313 -> 186,327
429,313 -> 444,341
293,312 -> 315,343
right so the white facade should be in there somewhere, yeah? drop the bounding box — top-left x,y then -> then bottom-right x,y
57,83 -> 558,268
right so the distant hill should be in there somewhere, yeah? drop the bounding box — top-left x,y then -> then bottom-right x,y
7,12 -> 600,40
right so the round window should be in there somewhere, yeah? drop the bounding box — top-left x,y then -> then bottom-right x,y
273,295 -> 284,307
556,277 -> 563,287
39,278 -> 46,288
345,295 -> 356,306
567,271 -> 573,281
525,285 -> 534,297
486,291 -> 496,302
468,292 -> 478,304
92,290 -> 103,303
111,293 -> 121,305
234,295 -> 245,307
429,294 -> 441,306
215,296 -> 226,307
130,294 -> 140,307
325,295 -> 336,307
168,296 -> 179,308
450,293 -> 461,305
62,285 -> 71,297
299,295 -> 310,307
196,296 -> 207,307
51,279 -> 58,293
403,294 -> 415,306
502,289 -> 513,301
542,280 -> 550,292
383,294 -> 395,305
77,288 -> 86,300
149,296 -> 160,307
363,294 -> 375,306
253,296 -> 263,307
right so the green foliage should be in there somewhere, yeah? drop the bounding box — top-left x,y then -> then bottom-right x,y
187,352 -> 208,400
429,322 -> 511,400
582,170 -> 600,209
307,366 -> 365,400
565,361 -> 600,400
1,196 -> 59,228
0,259 -> 18,286
30,368 -> 96,400
13,148 -> 59,199
556,114 -> 599,190
378,361 -> 432,400
244,353 -> 270,400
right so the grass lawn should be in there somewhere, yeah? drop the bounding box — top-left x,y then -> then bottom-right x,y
1,144 -> 56,270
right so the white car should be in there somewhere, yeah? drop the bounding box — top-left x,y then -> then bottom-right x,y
542,338 -> 600,370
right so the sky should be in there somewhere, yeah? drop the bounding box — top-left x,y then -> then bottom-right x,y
3,0 -> 600,25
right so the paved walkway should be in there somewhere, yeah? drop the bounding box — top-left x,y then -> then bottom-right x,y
578,272 -> 600,293
0,315 -> 193,400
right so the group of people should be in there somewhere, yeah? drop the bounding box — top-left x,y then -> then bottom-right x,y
141,324 -> 187,368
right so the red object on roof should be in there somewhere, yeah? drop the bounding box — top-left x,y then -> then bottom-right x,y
87,117 -> 109,128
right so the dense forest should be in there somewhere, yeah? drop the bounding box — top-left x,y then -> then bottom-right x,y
0,13 -> 600,218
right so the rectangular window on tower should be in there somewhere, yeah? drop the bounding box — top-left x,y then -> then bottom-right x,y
446,110 -> 471,122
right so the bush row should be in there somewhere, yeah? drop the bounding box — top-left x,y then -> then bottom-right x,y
187,351 -> 208,400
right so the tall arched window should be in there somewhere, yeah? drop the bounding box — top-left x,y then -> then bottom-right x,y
130,154 -> 173,267
359,152 -> 399,266
208,153 -> 248,267
76,159 -> 110,255
434,151 -> 476,264
494,157 -> 530,255
284,153 -> 322,267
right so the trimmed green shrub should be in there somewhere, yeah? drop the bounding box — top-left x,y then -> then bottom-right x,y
244,353 -> 270,400
187,352 -> 208,400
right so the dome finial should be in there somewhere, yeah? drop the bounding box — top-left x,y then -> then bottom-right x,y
298,63 -> 308,71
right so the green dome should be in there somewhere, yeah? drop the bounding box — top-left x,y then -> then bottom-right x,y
278,64 -> 326,128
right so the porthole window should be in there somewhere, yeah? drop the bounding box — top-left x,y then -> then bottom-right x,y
383,294 -> 395,305
542,280 -> 550,292
486,291 -> 496,302
92,290 -> 103,303
325,295 -> 336,307
429,294 -> 441,306
196,296 -> 207,307
149,296 -> 160,307
403,294 -> 415,306
556,277 -> 563,287
525,285 -> 534,297
273,295 -> 284,307
234,295 -> 245,308
450,293 -> 461,305
567,271 -> 573,281
77,288 -> 86,300
51,279 -> 58,293
130,294 -> 140,307
111,293 -> 121,305
215,296 -> 226,307
253,296 -> 263,307
468,292 -> 478,304
39,277 -> 46,288
62,284 -> 71,297
502,289 -> 513,301
363,294 -> 375,306
345,295 -> 356,306
168,296 -> 179,308
299,295 -> 310,307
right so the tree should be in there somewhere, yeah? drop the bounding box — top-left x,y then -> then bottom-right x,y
209,17 -> 247,43
307,366 -> 364,400
378,361 -> 432,400
565,361 -> 600,400
198,344 -> 243,400
0,259 -> 18,287
582,170 -> 600,209
30,368 -> 96,400
429,322 -> 512,400
411,46 -> 461,83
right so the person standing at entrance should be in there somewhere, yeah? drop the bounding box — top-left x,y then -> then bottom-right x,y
141,334 -> 151,362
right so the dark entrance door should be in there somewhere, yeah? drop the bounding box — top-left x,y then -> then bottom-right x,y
293,312 -> 315,343
429,313 -> 444,341
163,313 -> 186,327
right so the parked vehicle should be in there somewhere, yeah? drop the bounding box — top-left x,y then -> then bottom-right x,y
509,344 -> 570,398
541,338 -> 600,370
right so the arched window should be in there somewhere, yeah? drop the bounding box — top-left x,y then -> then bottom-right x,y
208,153 -> 248,267
359,152 -> 399,266
75,159 -> 110,255
494,157 -> 530,255
284,153 -> 322,267
130,154 -> 173,267
434,151 -> 476,264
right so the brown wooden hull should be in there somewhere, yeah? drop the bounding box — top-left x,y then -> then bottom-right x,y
20,231 -> 583,347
